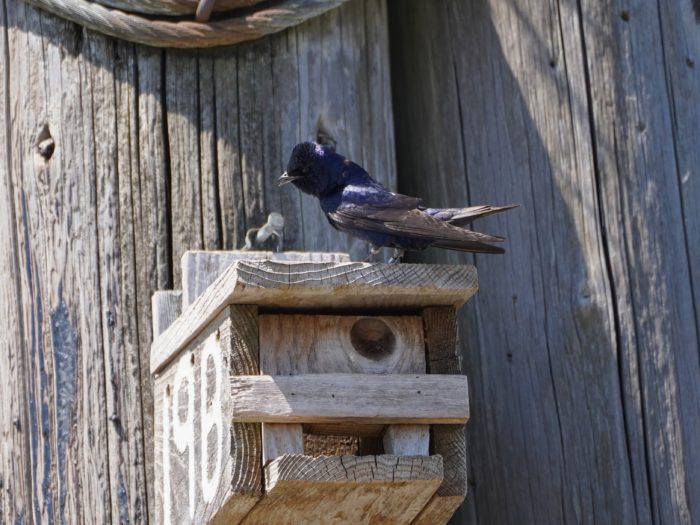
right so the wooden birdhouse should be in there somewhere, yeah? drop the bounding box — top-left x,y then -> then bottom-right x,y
151,251 -> 476,524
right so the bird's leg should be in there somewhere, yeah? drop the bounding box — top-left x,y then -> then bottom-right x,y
388,248 -> 405,264
364,244 -> 382,262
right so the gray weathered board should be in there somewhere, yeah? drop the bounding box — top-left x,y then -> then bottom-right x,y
391,1 -> 700,524
154,305 -> 263,524
0,1 -> 394,522
3,0 -> 699,522
181,250 -> 350,306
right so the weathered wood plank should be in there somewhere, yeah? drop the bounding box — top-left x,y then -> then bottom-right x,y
262,424 -> 304,466
130,45 -> 172,522
259,314 -> 425,375
197,54 -> 223,251
231,374 -> 469,425
580,0 -> 700,521
4,4 -> 116,522
154,305 -> 262,524
213,305 -> 262,514
211,51 -> 246,251
420,306 -> 467,525
423,307 -> 462,374
237,38 -> 270,236
657,1 -> 700,338
243,454 -> 443,524
181,250 -> 351,306
152,291 -> 183,337
89,32 -> 150,524
391,1 -> 700,523
383,425 -> 430,456
0,3 -> 32,520
152,260 -> 478,373
165,49 -> 204,287
1,1 -> 396,521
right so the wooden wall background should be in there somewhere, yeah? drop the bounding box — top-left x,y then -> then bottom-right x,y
391,1 -> 700,523
1,0 -> 698,524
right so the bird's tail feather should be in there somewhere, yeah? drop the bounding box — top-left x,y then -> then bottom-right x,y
447,204 -> 519,226
423,204 -> 519,226
432,239 -> 505,254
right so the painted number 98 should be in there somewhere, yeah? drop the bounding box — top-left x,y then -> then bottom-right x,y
161,335 -> 225,524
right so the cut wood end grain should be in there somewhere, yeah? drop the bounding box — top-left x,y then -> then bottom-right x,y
241,454 -> 444,524
265,454 -> 444,486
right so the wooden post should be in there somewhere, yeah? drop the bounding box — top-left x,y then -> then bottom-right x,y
0,2 -> 395,521
390,2 -> 700,523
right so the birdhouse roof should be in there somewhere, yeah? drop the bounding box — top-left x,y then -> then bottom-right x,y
151,260 -> 477,373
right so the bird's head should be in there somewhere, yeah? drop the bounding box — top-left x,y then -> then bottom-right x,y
279,141 -> 342,196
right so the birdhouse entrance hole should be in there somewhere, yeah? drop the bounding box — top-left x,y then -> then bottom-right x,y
350,317 -> 396,360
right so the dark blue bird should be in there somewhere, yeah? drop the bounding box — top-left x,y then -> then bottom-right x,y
279,141 -> 516,262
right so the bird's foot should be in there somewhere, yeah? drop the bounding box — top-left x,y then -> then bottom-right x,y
388,248 -> 405,264
363,245 -> 382,262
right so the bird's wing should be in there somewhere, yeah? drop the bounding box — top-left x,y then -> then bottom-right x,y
341,184 -> 423,210
421,204 -> 519,226
382,192 -> 423,209
328,204 -> 504,250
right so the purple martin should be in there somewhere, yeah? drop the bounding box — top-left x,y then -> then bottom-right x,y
279,141 -> 516,262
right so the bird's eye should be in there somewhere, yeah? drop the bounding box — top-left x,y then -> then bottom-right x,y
302,166 -> 309,174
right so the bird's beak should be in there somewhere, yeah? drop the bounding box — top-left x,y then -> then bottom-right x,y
278,171 -> 296,187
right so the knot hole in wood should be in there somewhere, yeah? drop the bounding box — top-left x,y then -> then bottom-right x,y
350,318 -> 396,361
35,123 -> 55,162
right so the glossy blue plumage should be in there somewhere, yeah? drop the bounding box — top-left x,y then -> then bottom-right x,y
279,141 -> 515,259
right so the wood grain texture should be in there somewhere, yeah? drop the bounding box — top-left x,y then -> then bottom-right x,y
152,260 -> 477,373
412,495 -> 466,525
260,313 -> 427,455
3,4 -> 112,522
90,34 -> 151,524
0,1 -> 395,521
417,308 -> 467,524
391,1 -> 700,523
423,307 -> 461,374
218,305 -> 263,506
259,314 -> 425,375
243,454 -> 443,525
0,2 -> 31,519
182,250 -> 351,306
153,305 -> 261,524
230,374 -> 469,425
152,291 -> 183,337
383,425 -> 429,456
131,45 -> 171,520
262,424 -> 304,465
